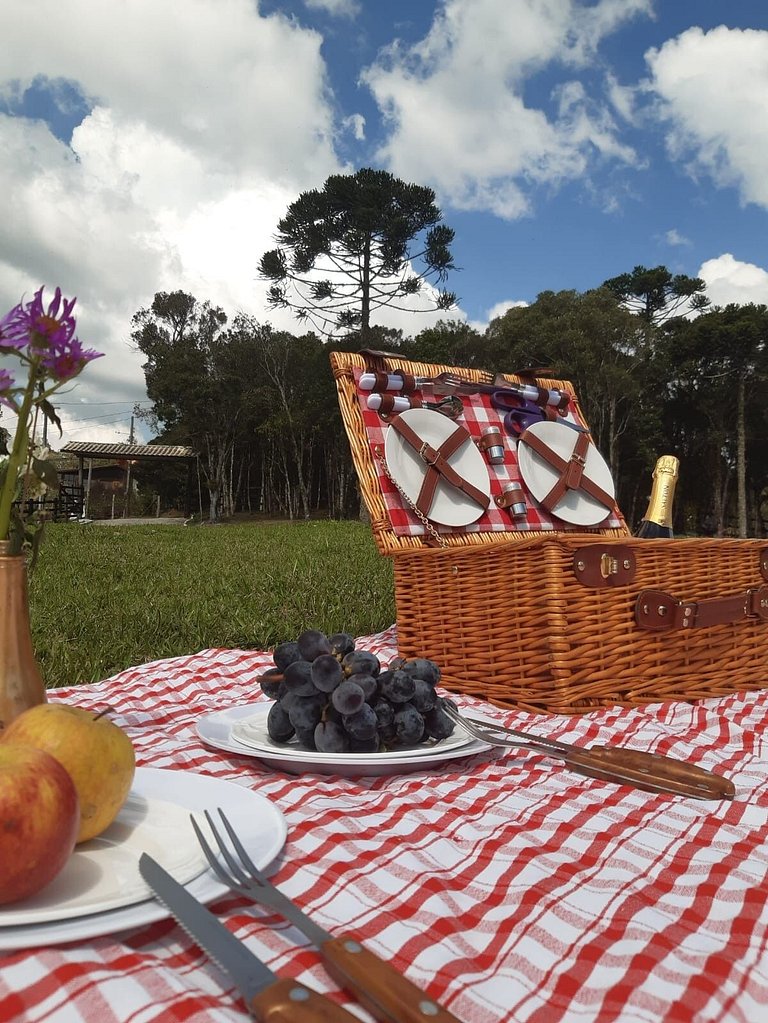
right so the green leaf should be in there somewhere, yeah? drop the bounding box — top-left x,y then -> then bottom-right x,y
32,456 -> 59,489
39,398 -> 63,437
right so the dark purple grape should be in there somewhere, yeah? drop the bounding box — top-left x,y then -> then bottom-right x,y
325,704 -> 343,724
379,722 -> 397,744
258,667 -> 284,700
342,650 -> 380,678
400,658 -> 441,686
393,704 -> 425,746
267,702 -> 294,743
311,654 -> 344,693
346,672 -> 378,703
328,633 -> 355,659
283,660 -> 318,697
378,669 -> 415,704
372,699 -> 394,730
273,641 -> 302,672
349,735 -> 380,753
343,703 -> 378,741
288,694 -> 326,731
424,705 -> 456,741
411,677 -> 437,713
315,719 -> 349,753
331,680 -> 365,715
297,629 -> 332,660
278,690 -> 299,714
294,725 -> 317,750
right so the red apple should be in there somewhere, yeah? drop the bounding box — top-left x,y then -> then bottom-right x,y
0,744 -> 80,905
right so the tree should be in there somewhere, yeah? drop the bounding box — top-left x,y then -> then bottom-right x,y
485,288 -> 648,492
664,304 -> 768,537
131,291 -> 237,522
259,168 -> 457,342
602,265 -> 710,324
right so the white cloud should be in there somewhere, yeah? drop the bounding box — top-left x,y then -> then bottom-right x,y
304,0 -> 360,17
487,299 -> 529,321
698,253 -> 768,308
342,113 -> 366,140
646,26 -> 768,209
362,0 -> 650,218
0,0 -> 343,445
466,298 -> 529,333
665,228 -> 691,247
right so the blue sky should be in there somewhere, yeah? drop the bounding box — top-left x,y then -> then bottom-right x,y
1,0 -> 768,444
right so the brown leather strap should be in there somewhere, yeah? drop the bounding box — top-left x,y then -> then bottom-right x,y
519,428 -> 615,514
388,415 -> 490,517
375,393 -> 423,415
635,586 -> 768,631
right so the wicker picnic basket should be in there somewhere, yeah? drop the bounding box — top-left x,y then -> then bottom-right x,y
331,350 -> 768,713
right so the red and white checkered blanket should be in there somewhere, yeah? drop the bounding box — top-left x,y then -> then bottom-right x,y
354,371 -> 626,537
1,630 -> 766,1023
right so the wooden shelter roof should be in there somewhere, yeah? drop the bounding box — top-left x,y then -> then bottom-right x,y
59,441 -> 196,461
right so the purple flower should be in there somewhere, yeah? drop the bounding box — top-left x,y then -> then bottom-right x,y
0,367 -> 15,408
0,301 -> 29,352
40,335 -> 103,381
0,285 -> 103,380
0,286 -> 78,355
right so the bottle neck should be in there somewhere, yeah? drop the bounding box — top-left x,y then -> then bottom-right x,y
643,466 -> 678,527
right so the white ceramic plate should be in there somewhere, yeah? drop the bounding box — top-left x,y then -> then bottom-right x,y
0,767 -> 286,951
384,407 -> 491,527
517,420 -> 616,526
232,705 -> 475,760
0,794 -> 209,927
197,702 -> 493,777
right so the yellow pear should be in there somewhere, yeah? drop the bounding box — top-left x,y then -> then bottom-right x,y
1,703 -> 136,843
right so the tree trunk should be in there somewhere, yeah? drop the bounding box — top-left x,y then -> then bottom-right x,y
360,233 -> 372,342
736,375 -> 747,538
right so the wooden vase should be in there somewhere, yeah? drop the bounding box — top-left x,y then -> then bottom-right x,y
0,540 -> 47,731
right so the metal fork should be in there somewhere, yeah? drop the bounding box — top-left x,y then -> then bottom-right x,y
442,702 -> 735,799
191,809 -> 463,1023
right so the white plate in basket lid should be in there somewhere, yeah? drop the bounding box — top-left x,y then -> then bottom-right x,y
517,420 -> 616,527
384,408 -> 491,528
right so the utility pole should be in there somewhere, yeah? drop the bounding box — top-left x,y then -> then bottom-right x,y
124,414 -> 136,517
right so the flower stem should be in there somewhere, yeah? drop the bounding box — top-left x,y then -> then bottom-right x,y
0,365 -> 38,543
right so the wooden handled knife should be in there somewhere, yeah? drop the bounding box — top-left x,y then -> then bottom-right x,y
139,853 -> 360,1022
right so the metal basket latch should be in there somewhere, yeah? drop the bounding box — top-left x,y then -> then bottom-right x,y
573,545 -> 637,588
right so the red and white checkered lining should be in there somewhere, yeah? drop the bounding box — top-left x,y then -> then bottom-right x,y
1,630 -> 766,1023
353,369 -> 626,537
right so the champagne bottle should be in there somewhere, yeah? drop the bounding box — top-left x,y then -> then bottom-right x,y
635,455 -> 679,538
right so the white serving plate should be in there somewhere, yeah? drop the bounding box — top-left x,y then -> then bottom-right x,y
0,767 -> 286,950
517,420 -> 616,526
197,702 -> 493,777
384,407 -> 491,527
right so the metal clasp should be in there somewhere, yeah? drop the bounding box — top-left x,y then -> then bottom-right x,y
418,442 -> 438,466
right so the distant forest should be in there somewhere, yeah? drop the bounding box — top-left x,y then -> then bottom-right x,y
128,283 -> 768,538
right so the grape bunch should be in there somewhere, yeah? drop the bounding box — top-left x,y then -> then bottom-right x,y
258,629 -> 455,754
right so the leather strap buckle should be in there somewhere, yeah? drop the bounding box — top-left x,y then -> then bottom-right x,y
635,585 -> 768,631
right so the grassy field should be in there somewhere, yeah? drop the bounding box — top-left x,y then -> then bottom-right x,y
29,521 -> 396,689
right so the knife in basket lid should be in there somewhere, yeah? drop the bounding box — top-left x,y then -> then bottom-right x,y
138,854 -> 360,1022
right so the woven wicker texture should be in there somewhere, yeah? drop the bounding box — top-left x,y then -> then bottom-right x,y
393,535 -> 768,712
331,352 -> 768,713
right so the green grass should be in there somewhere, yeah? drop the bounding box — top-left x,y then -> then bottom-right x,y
29,521 -> 395,689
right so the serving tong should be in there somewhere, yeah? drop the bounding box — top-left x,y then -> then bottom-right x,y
441,702 -> 736,800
